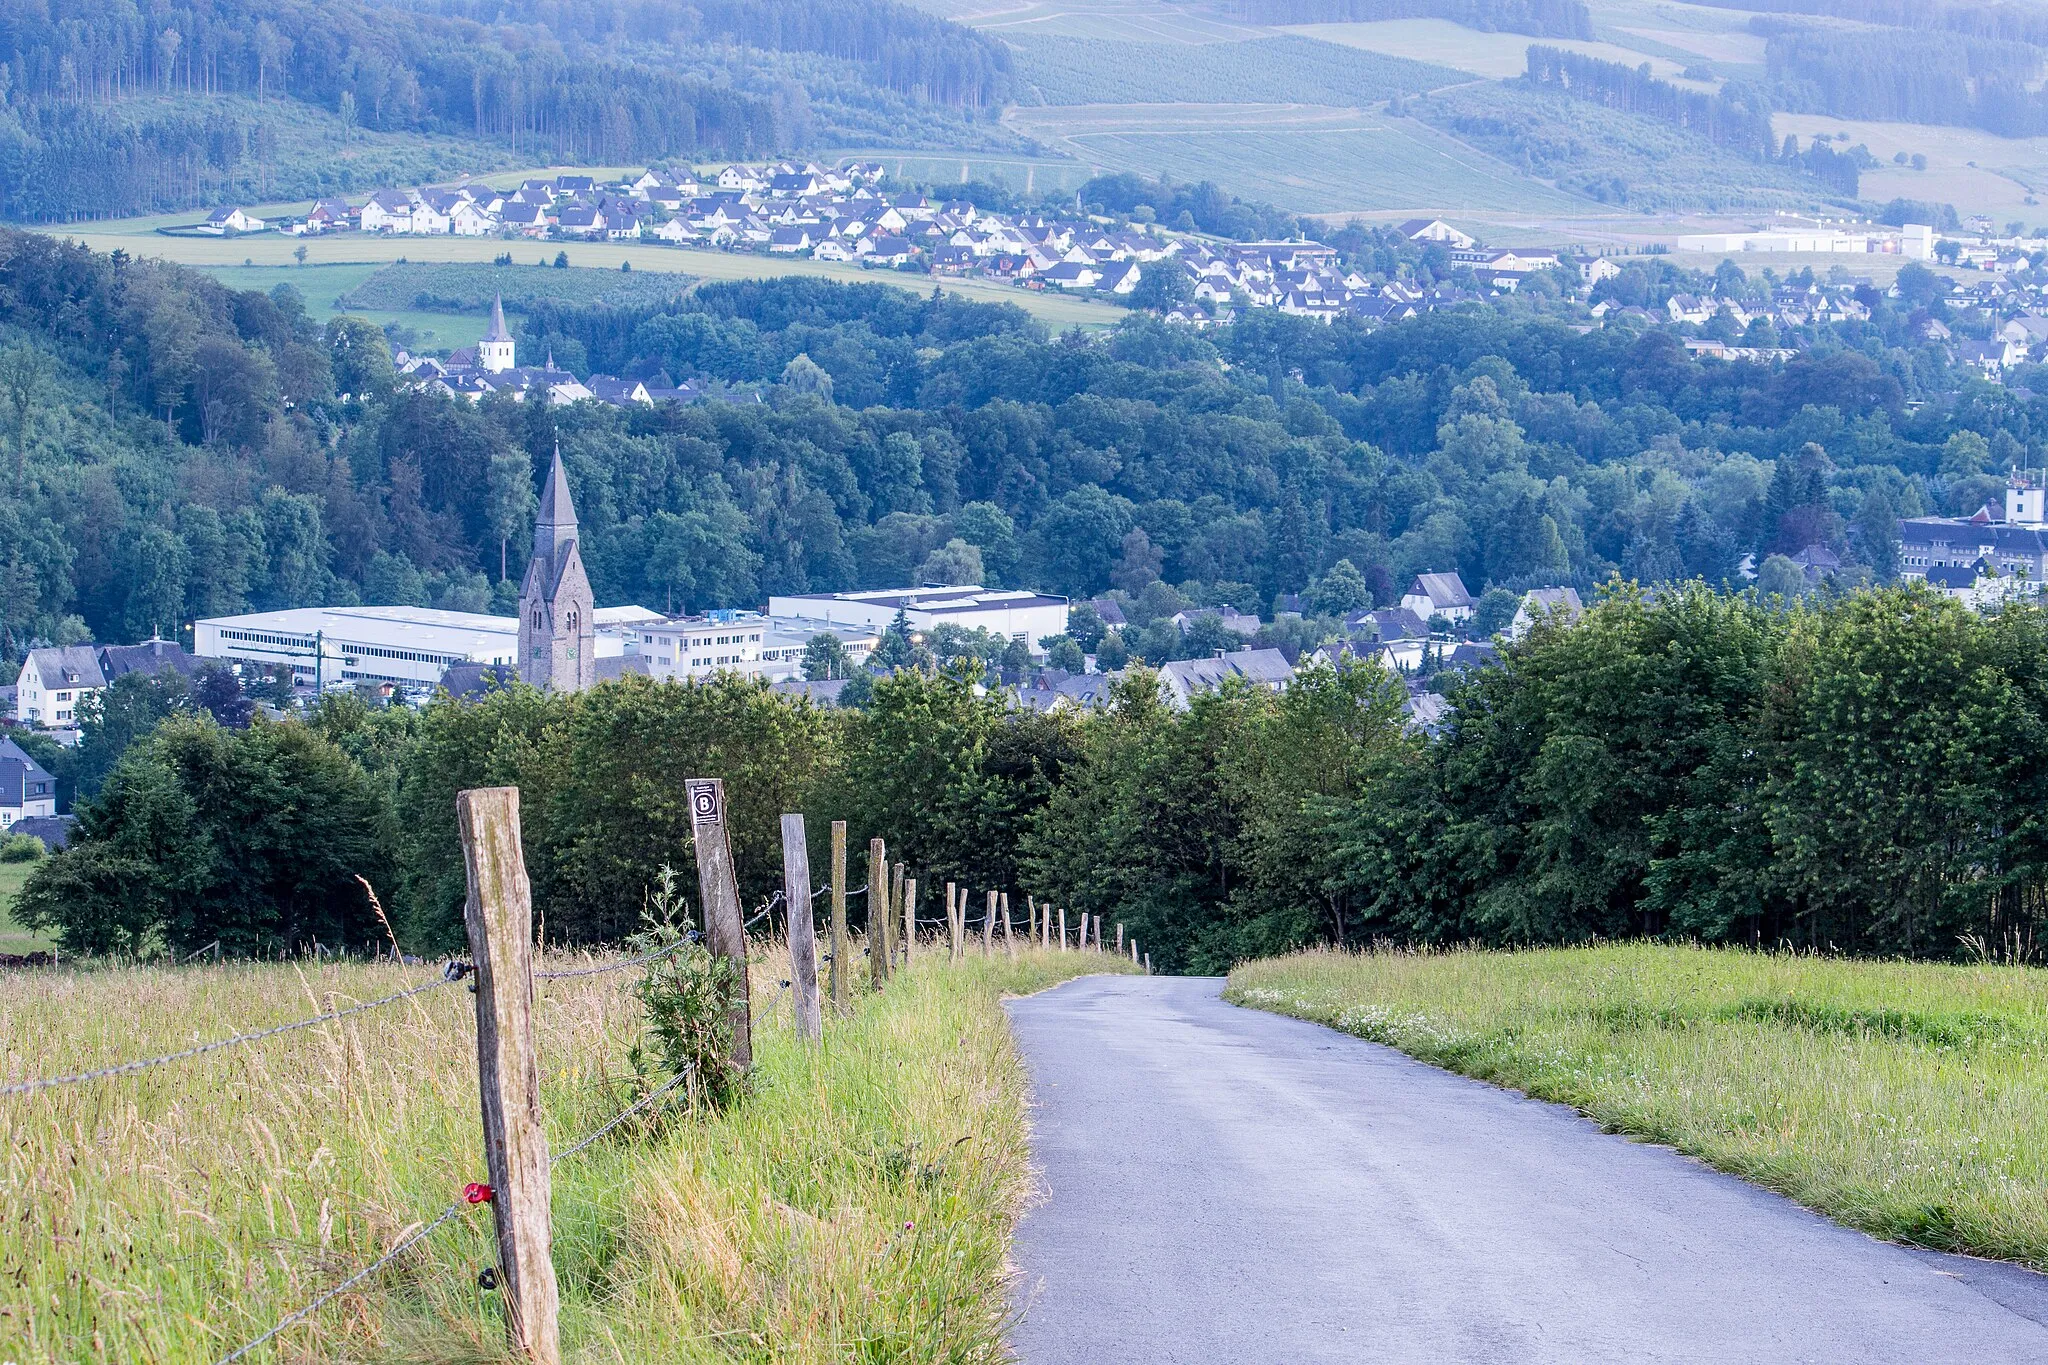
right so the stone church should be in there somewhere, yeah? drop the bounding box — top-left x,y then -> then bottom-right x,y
518,449 -> 596,692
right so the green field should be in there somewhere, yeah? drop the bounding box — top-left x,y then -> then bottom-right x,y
0,861 -> 48,955
1008,33 -> 1464,107
1009,103 -> 1590,214
36,229 -> 1127,331
336,260 -> 698,314
1231,944 -> 2048,1271
0,942 -> 1135,1360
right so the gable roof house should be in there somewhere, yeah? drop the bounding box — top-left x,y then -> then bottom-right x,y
1401,573 -> 1474,623
1157,648 -> 1295,709
1507,587 -> 1583,641
199,206 -> 267,235
0,737 -> 57,828
358,191 -> 415,234
16,646 -> 107,728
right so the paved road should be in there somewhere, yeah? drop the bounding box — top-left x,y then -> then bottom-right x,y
1005,975 -> 2048,1365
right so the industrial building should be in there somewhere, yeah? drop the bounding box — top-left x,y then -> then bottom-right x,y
195,604 -> 633,689
765,587 -> 1070,654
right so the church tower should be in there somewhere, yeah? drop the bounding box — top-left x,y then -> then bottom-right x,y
478,294 -> 516,374
518,447 -> 595,692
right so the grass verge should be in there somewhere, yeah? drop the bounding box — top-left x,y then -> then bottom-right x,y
0,941 -> 1134,1362
1227,943 -> 2048,1270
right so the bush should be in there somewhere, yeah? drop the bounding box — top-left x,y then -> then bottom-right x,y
626,868 -> 749,1113
0,833 -> 45,862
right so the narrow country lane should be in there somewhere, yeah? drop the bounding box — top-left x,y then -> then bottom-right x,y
1005,975 -> 2048,1365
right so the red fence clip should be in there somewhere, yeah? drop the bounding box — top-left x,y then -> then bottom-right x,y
464,1182 -> 495,1204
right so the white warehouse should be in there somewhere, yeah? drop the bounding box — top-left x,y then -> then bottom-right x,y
195,604 -> 637,689
765,587 -> 1069,653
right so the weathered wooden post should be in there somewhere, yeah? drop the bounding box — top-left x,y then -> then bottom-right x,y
456,787 -> 562,1365
982,889 -> 996,953
868,836 -> 889,987
1000,891 -> 1015,959
1130,940 -> 1138,964
1058,906 -> 1068,950
1027,896 -> 1038,944
780,813 -> 822,1043
1093,915 -> 1103,951
943,881 -> 958,961
830,820 -> 849,1015
1144,951 -> 1151,974
685,778 -> 751,1068
1116,922 -> 1125,955
891,862 -> 907,965
902,877 -> 918,966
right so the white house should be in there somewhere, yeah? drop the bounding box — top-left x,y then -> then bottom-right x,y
1397,218 -> 1477,249
767,587 -> 1069,656
199,206 -> 266,235
1401,572 -> 1474,623
359,191 -> 415,234
0,737 -> 57,828
1507,587 -> 1583,641
1157,648 -> 1295,709
16,646 -> 107,728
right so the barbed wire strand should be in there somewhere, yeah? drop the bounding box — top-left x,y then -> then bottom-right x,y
215,1199 -> 473,1365
535,939 -> 685,981
551,1066 -> 695,1166
2,968 -> 465,1099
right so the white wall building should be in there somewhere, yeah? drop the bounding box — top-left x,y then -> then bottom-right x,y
765,587 -> 1070,654
196,604 -> 636,690
631,612 -> 880,683
15,646 -> 106,728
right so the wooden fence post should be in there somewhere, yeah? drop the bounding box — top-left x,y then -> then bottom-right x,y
1000,891 -> 1015,959
456,787 -> 562,1365
830,820 -> 849,1015
1116,923 -> 1125,955
1130,940 -> 1138,964
868,837 -> 888,987
1144,951 -> 1151,974
983,890 -> 996,953
781,814 -> 822,1043
685,778 -> 751,1068
1058,906 -> 1068,950
891,862 -> 907,965
902,877 -> 918,966
1027,896 -> 1038,944
944,881 -> 960,961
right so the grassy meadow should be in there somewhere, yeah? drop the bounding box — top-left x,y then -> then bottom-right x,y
1229,944 -> 2048,1270
0,939 -> 1135,1362
0,860 -> 50,955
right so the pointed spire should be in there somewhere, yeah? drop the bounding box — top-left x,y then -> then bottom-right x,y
537,440 -> 575,530
483,293 -> 512,343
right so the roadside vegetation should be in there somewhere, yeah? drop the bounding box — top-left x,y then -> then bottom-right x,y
1229,944 -> 2048,1269
0,943 -> 1130,1362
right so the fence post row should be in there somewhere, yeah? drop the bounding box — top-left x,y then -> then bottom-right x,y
685,777 -> 751,1068
780,814 -> 822,1043
891,862 -> 907,965
945,881 -> 960,961
902,876 -> 918,966
1000,891 -> 1015,960
1059,906 -> 1068,951
868,837 -> 889,987
456,786 -> 563,1365
830,820 -> 849,1015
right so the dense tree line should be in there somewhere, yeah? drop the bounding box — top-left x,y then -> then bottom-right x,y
1524,47 -> 1777,161
2,230 -> 2045,677
1761,26 -> 2048,134
1075,172 -> 1300,241
0,0 -> 1005,219
1221,0 -> 1591,40
22,585 -> 2048,972
1709,0 -> 2048,49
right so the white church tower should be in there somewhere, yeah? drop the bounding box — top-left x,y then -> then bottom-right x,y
478,294 -> 515,374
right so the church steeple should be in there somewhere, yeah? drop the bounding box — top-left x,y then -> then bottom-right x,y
478,294 -> 515,374
516,443 -> 595,692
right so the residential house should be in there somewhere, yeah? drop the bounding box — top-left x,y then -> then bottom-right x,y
1400,573 -> 1474,623
198,206 -> 266,235
0,738 -> 57,828
1157,648 -> 1296,709
1170,607 -> 1260,638
1507,587 -> 1583,641
16,646 -> 107,728
359,191 -> 415,234
1397,218 -> 1477,249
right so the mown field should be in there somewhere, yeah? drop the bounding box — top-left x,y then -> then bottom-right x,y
0,941 -> 1134,1362
1230,944 -> 2048,1270
0,861 -> 48,955
1007,33 -> 1463,107
1009,102 -> 1588,215
335,261 -> 698,314
32,229 -> 1126,331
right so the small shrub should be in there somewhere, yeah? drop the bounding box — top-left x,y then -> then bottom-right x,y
0,833 -> 46,862
626,866 -> 748,1113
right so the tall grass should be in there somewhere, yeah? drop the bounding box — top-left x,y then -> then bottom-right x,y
0,940 -> 1132,1362
1228,943 -> 2048,1269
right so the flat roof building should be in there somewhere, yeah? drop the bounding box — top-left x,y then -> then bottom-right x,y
765,587 -> 1069,654
631,611 -> 880,684
194,604 -> 640,690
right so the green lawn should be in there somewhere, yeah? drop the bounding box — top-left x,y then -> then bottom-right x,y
0,860 -> 51,955
1230,944 -> 2048,1271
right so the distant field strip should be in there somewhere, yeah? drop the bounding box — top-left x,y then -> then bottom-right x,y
1007,33 -> 1465,105
1284,18 -> 1695,80
963,0 -> 1270,41
1231,944 -> 2048,1271
1011,102 -> 1586,213
336,261 -> 697,313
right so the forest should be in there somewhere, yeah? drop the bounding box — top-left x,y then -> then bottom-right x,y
1760,25 -> 2048,135
20,584 -> 2048,977
0,227 -> 2035,672
0,0 -> 1009,219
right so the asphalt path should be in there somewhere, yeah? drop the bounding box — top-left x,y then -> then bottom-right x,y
1004,974 -> 2048,1365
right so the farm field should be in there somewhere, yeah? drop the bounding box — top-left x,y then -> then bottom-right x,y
32,228 -> 1127,331
0,943 -> 1136,1361
1775,114 -> 2048,230
1007,32 -> 1463,107
951,0 -> 1267,42
1007,103 -> 1592,214
1230,944 -> 2048,1270
0,862 -> 49,956
1281,18 -> 1699,83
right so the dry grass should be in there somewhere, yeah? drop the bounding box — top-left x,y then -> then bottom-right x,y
0,938 -> 1133,1362
1228,943 -> 2048,1270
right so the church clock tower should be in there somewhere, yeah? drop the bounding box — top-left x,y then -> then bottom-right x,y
478,294 -> 516,374
518,447 -> 595,692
